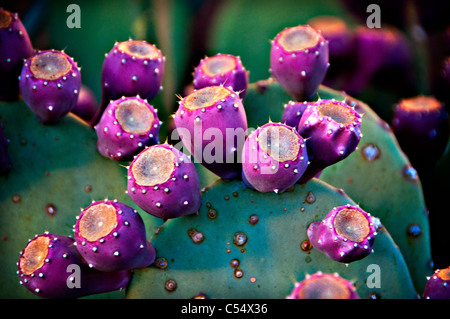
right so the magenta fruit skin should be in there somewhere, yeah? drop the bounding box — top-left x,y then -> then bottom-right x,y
307,205 -> 378,263
0,9 -> 34,101
173,86 -> 248,180
127,143 -> 202,219
18,49 -> 81,125
288,272 -> 360,299
94,96 -> 161,162
270,25 -> 329,101
392,96 -> 449,171
70,84 -> 98,123
297,99 -> 362,184
0,123 -> 11,175
241,122 -> 308,193
74,200 -> 156,272
92,40 -> 164,125
193,53 -> 249,99
424,268 -> 450,299
17,233 -> 131,299
343,26 -> 413,95
281,101 -> 312,128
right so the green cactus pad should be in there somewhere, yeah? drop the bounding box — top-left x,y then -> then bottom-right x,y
240,80 -> 432,293
0,101 -> 161,298
126,179 -> 417,299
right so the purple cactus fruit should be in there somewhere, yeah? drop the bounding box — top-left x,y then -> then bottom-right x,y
424,267 -> 450,299
74,199 -> 156,272
17,232 -> 131,299
343,26 -> 413,95
288,271 -> 360,299
94,95 -> 161,161
307,205 -> 380,263
307,15 -> 356,89
0,123 -> 11,175
392,95 -> 449,171
18,49 -> 81,124
0,8 -> 34,101
127,143 -> 201,219
297,99 -> 362,183
308,15 -> 354,57
193,53 -> 249,99
241,122 -> 308,193
92,39 -> 165,125
71,84 -> 98,123
281,100 -> 312,128
173,85 -> 248,180
270,25 -> 329,101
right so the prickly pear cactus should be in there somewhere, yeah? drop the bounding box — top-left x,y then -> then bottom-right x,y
242,79 -> 432,293
126,179 -> 417,299
0,101 -> 161,298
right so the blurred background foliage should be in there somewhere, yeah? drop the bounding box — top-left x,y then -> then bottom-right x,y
3,0 -> 450,269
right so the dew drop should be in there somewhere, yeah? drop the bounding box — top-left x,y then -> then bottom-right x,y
248,214 -> 259,225
300,207 -> 305,212
164,279 -> 177,292
188,229 -> 205,244
403,165 -> 418,181
205,202 -> 212,209
232,191 -> 239,198
224,195 -> 230,201
305,191 -> 316,204
407,223 -> 422,238
230,258 -> 240,268
192,293 -> 208,299
361,143 -> 381,162
234,269 -> 244,279
368,292 -> 381,299
154,257 -> 168,269
84,184 -> 92,193
45,204 -> 57,216
305,256 -> 312,263
250,277 -> 257,283
233,232 -> 248,247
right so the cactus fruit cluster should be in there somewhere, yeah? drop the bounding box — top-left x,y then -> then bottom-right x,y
1,1 -> 449,301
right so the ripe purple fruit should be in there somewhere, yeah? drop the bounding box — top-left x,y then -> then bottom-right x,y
307,15 -> 355,88
0,8 -> 34,101
70,84 -> 98,123
343,26 -> 413,95
93,39 -> 165,125
193,53 -> 249,99
297,99 -> 362,183
74,199 -> 156,272
127,143 -> 201,219
392,95 -> 449,171
281,100 -> 312,128
288,272 -> 360,299
19,49 -> 81,124
307,205 -> 379,263
94,95 -> 161,161
424,267 -> 450,299
308,16 -> 354,57
173,85 -> 248,180
17,232 -> 131,299
241,122 -> 308,193
270,25 -> 329,101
